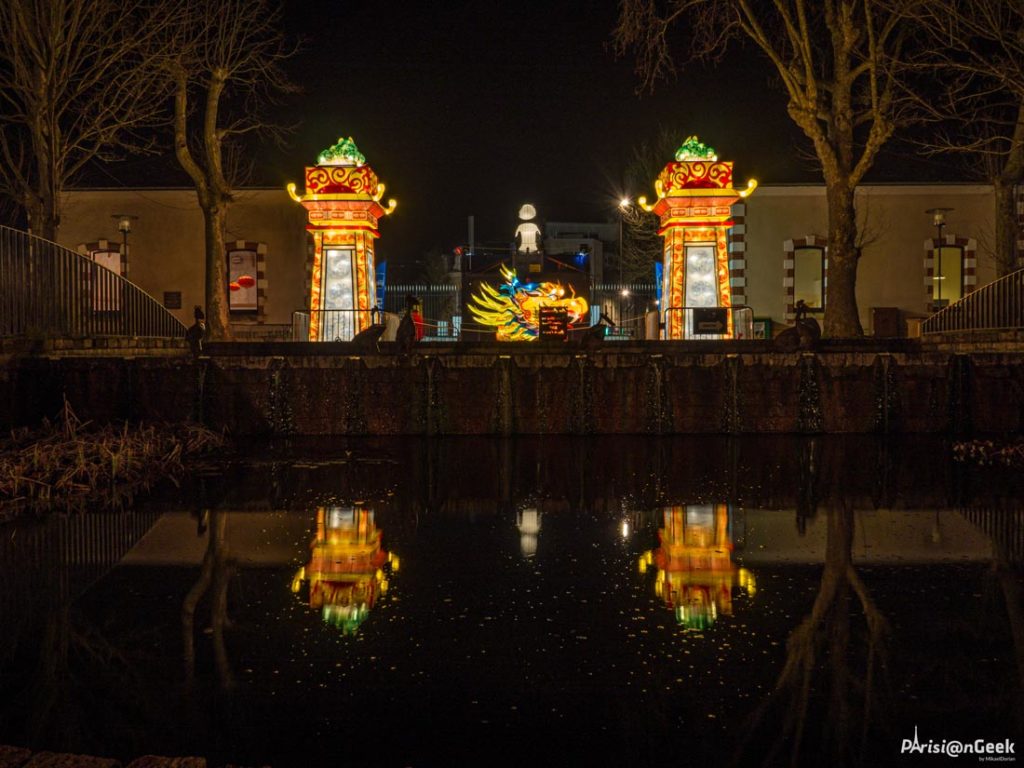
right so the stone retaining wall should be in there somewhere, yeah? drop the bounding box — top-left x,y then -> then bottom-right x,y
2,345 -> 1022,435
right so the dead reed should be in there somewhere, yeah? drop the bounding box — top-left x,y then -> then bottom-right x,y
0,398 -> 225,517
953,439 -> 1024,467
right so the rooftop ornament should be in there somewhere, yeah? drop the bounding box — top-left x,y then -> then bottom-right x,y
316,136 -> 367,167
674,135 -> 718,162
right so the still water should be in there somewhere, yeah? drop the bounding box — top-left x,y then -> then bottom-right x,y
2,436 -> 1022,767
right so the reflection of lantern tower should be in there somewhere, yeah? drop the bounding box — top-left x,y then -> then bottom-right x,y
639,505 -> 755,630
288,137 -> 397,341
639,137 -> 756,339
290,504 -> 399,634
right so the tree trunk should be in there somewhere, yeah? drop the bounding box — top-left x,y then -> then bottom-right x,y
203,203 -> 233,340
993,178 -> 1020,278
824,181 -> 863,337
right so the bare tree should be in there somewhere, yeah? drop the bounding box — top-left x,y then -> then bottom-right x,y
162,0 -> 297,340
0,0 -> 169,241
913,0 -> 1024,277
737,499 -> 890,766
614,1 -> 917,337
620,126 -> 682,283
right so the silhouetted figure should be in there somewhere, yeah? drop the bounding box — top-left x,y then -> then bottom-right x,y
351,322 -> 387,352
185,305 -> 207,356
580,312 -> 616,351
775,300 -> 821,351
794,299 -> 810,323
396,294 -> 418,352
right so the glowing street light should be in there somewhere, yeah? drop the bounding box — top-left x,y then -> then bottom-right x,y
617,196 -> 632,285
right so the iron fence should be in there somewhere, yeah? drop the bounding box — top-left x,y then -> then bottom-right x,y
922,268 -> 1024,335
662,306 -> 755,340
0,225 -> 186,339
590,283 -> 658,339
292,309 -> 384,341
384,283 -> 460,340
292,283 -> 755,342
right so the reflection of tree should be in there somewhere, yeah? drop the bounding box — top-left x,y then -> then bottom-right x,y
182,509 -> 235,689
994,545 -> 1024,732
796,438 -> 820,535
739,500 -> 889,767
1,522 -> 163,753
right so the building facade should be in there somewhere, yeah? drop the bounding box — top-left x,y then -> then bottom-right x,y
55,183 -> 1001,337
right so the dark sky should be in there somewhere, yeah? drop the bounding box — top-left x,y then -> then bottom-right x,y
100,0 -> 951,276
264,0 -> 815,273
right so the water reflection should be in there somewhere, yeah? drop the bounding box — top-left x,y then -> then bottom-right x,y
516,507 -> 541,558
291,504 -> 398,634
0,436 -> 1021,767
639,505 -> 755,631
738,499 -> 889,767
182,508 -> 234,688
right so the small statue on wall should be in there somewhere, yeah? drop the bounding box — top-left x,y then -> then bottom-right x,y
514,203 -> 542,255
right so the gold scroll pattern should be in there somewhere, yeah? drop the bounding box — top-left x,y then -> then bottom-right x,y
659,161 -> 734,194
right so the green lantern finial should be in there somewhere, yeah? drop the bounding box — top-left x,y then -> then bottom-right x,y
317,136 -> 367,167
675,136 -> 718,162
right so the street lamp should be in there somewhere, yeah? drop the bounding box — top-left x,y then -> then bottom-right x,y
618,196 -> 631,285
112,214 -> 138,260
925,208 -> 953,308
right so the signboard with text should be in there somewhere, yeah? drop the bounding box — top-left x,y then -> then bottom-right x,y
693,307 -> 728,335
539,306 -> 569,340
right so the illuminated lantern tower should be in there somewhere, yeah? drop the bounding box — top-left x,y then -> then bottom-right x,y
639,136 -> 756,339
288,137 -> 396,341
639,505 -> 756,630
290,504 -> 399,634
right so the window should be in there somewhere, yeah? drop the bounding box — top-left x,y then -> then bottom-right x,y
89,249 -> 122,311
933,246 -> 963,306
227,249 -> 258,312
793,246 -> 825,311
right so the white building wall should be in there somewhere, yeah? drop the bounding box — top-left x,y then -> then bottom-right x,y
744,184 -> 995,330
57,183 -> 999,336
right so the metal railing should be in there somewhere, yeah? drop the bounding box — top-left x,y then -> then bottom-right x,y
292,309 -> 384,341
0,226 -> 186,338
383,283 -> 460,327
591,283 -> 658,340
922,268 -> 1024,335
662,306 -> 755,340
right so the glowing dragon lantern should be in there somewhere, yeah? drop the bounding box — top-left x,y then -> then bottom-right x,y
288,137 -> 396,341
639,137 -> 756,339
469,266 -> 589,341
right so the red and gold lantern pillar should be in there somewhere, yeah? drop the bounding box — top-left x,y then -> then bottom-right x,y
639,136 -> 756,339
288,137 -> 396,341
638,504 -> 756,630
290,503 -> 399,634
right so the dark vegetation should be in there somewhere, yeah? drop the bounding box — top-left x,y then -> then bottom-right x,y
0,399 -> 224,519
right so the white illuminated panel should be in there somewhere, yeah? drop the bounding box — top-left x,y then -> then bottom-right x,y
685,244 -> 717,337
322,247 -> 355,340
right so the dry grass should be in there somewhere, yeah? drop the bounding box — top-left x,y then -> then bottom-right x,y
0,398 -> 225,517
953,439 -> 1024,466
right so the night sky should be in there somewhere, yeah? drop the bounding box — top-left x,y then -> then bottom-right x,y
108,0 -> 952,276
266,0 -> 810,273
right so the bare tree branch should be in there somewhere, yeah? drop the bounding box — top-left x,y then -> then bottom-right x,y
0,0 -> 175,239
613,0 -> 922,336
153,0 -> 299,339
